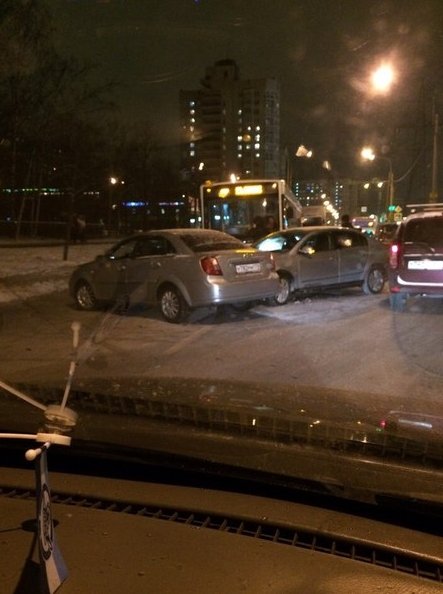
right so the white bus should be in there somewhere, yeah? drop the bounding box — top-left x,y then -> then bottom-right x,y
199,179 -> 302,242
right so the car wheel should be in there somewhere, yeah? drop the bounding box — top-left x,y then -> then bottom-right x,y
74,281 -> 98,311
272,274 -> 291,306
158,285 -> 189,323
390,292 -> 408,312
363,265 -> 385,295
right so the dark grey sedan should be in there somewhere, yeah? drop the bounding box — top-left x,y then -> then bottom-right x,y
69,229 -> 280,322
254,226 -> 388,305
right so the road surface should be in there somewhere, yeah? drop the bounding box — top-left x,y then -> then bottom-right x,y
1,273 -> 442,416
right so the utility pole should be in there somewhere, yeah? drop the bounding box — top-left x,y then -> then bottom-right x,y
429,109 -> 439,203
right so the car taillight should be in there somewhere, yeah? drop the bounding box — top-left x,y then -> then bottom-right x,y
389,242 -> 402,269
200,256 -> 223,276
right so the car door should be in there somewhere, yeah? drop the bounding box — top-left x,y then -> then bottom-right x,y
297,230 -> 339,288
91,238 -> 139,301
331,230 -> 369,283
123,235 -> 177,303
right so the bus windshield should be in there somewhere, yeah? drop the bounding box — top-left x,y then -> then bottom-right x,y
200,180 -> 301,242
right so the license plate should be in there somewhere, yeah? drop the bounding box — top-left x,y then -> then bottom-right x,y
408,259 -> 443,271
235,262 -> 261,274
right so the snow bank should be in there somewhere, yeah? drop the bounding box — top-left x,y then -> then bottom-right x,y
0,244 -> 108,303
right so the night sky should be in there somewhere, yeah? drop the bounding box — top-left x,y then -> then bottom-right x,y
47,0 -> 443,183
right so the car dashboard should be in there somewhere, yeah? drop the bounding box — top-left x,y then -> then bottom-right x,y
2,466 -> 443,594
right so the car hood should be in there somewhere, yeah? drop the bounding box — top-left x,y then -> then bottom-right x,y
1,377 -> 442,511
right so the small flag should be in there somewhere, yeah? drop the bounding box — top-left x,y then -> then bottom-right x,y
35,445 -> 68,594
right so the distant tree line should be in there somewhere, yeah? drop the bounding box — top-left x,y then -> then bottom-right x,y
0,0 -> 182,237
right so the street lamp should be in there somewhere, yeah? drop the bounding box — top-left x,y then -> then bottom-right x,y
370,63 -> 396,95
360,147 -> 394,212
107,176 -> 125,234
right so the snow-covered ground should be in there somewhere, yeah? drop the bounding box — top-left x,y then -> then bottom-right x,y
0,243 -> 109,303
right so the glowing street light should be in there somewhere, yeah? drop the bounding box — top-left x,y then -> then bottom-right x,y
296,144 -> 313,158
108,176 -> 125,232
370,64 -> 395,94
360,147 -> 394,211
361,147 -> 375,161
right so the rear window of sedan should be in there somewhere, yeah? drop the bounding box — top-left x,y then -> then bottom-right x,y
255,230 -> 307,252
180,232 -> 245,252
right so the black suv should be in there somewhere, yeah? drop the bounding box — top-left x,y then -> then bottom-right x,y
388,204 -> 443,311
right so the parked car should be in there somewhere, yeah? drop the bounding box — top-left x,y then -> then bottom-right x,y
254,226 -> 388,305
69,229 -> 280,322
388,205 -> 443,312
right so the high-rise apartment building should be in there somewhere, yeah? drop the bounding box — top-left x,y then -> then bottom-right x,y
180,59 -> 280,183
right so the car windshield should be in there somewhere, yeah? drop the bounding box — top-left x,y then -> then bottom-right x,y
254,230 -> 308,252
1,2 -> 443,584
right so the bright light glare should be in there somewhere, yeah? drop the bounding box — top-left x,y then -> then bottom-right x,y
296,144 -> 313,158
361,147 -> 375,161
371,64 -> 395,94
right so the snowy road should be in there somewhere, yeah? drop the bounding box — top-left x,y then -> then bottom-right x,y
1,243 -> 442,415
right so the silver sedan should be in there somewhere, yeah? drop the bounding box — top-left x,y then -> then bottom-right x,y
254,226 -> 388,305
69,229 -> 280,322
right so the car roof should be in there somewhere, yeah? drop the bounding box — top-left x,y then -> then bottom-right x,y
404,204 -> 443,222
290,226 -> 363,233
124,228 -> 235,239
